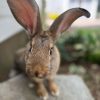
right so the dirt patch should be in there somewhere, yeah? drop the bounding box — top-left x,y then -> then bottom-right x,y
58,62 -> 100,100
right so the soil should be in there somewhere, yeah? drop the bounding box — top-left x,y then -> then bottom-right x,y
58,62 -> 100,100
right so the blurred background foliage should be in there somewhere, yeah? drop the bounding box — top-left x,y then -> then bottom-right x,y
57,28 -> 100,64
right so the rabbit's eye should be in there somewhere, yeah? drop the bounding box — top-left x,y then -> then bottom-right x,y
29,42 -> 32,52
29,47 -> 32,52
49,47 -> 54,55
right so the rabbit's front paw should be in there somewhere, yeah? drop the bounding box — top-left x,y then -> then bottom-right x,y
48,81 -> 60,96
36,84 -> 48,100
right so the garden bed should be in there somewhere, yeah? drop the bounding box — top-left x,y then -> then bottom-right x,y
57,28 -> 100,100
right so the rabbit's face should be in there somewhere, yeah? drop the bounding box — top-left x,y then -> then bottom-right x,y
25,31 -> 54,78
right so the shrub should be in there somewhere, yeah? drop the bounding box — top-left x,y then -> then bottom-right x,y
56,28 -> 100,63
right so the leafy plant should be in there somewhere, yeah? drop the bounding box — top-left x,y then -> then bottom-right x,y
56,28 -> 100,63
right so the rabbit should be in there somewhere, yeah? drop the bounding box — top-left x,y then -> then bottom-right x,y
7,0 -> 90,99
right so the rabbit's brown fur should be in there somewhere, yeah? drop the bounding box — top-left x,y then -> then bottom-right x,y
7,0 -> 90,99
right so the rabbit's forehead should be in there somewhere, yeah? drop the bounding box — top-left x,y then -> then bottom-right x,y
33,34 -> 53,48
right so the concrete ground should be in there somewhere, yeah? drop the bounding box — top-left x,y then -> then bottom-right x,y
0,75 -> 94,100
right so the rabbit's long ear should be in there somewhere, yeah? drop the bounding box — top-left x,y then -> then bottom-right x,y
7,0 -> 42,37
49,8 -> 90,40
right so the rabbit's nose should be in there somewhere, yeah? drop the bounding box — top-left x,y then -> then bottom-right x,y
34,71 -> 47,78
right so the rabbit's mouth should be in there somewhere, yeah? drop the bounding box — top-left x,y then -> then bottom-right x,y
32,74 -> 48,80
26,64 -> 50,79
